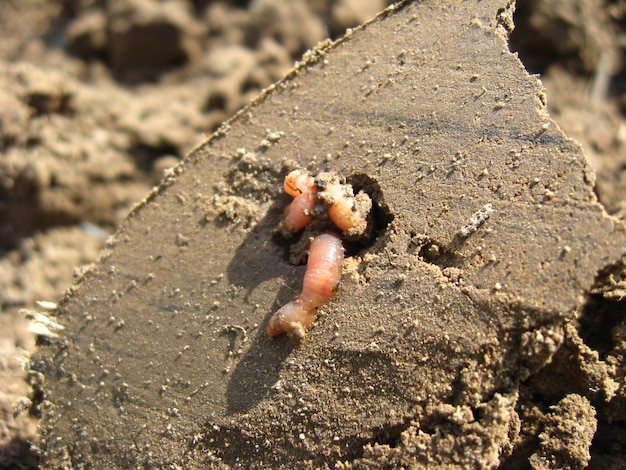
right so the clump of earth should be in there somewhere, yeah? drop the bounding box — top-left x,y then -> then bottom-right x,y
1,0 -> 626,468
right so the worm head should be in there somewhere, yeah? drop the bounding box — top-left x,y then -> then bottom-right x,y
284,170 -> 314,197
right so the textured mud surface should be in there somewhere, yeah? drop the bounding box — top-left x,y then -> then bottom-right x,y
2,0 -> 626,469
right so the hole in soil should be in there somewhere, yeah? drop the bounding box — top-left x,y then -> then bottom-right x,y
578,294 -> 624,361
418,240 -> 462,269
204,89 -> 228,112
129,143 -> 179,173
508,2 -> 562,75
578,260 -> 626,360
344,172 -> 394,257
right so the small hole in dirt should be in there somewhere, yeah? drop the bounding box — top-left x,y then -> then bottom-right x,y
241,76 -> 265,94
578,294 -> 624,361
418,241 -> 460,269
204,90 -> 228,112
344,172 -> 394,257
129,143 -> 179,173
369,419 -> 408,449
578,261 -> 626,360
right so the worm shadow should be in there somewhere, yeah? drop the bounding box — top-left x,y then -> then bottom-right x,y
222,192 -> 302,413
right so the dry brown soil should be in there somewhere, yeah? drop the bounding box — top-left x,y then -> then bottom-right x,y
1,0 -> 626,469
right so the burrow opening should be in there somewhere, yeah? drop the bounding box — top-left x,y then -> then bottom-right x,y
344,172 -> 394,256
417,240 -> 463,270
577,259 -> 626,361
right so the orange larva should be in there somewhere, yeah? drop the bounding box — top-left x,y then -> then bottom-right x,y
267,231 -> 344,343
317,182 -> 368,237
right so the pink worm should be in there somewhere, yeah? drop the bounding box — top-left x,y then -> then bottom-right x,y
267,232 -> 344,341
283,191 -> 315,233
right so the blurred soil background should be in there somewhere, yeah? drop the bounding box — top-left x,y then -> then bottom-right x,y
0,0 -> 625,468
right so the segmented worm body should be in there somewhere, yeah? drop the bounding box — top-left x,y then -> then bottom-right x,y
269,168 -> 371,344
284,191 -> 315,233
283,170 -> 317,233
267,231 -> 344,342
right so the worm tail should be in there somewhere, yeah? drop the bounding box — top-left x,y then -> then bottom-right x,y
266,299 -> 308,337
267,232 -> 344,342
